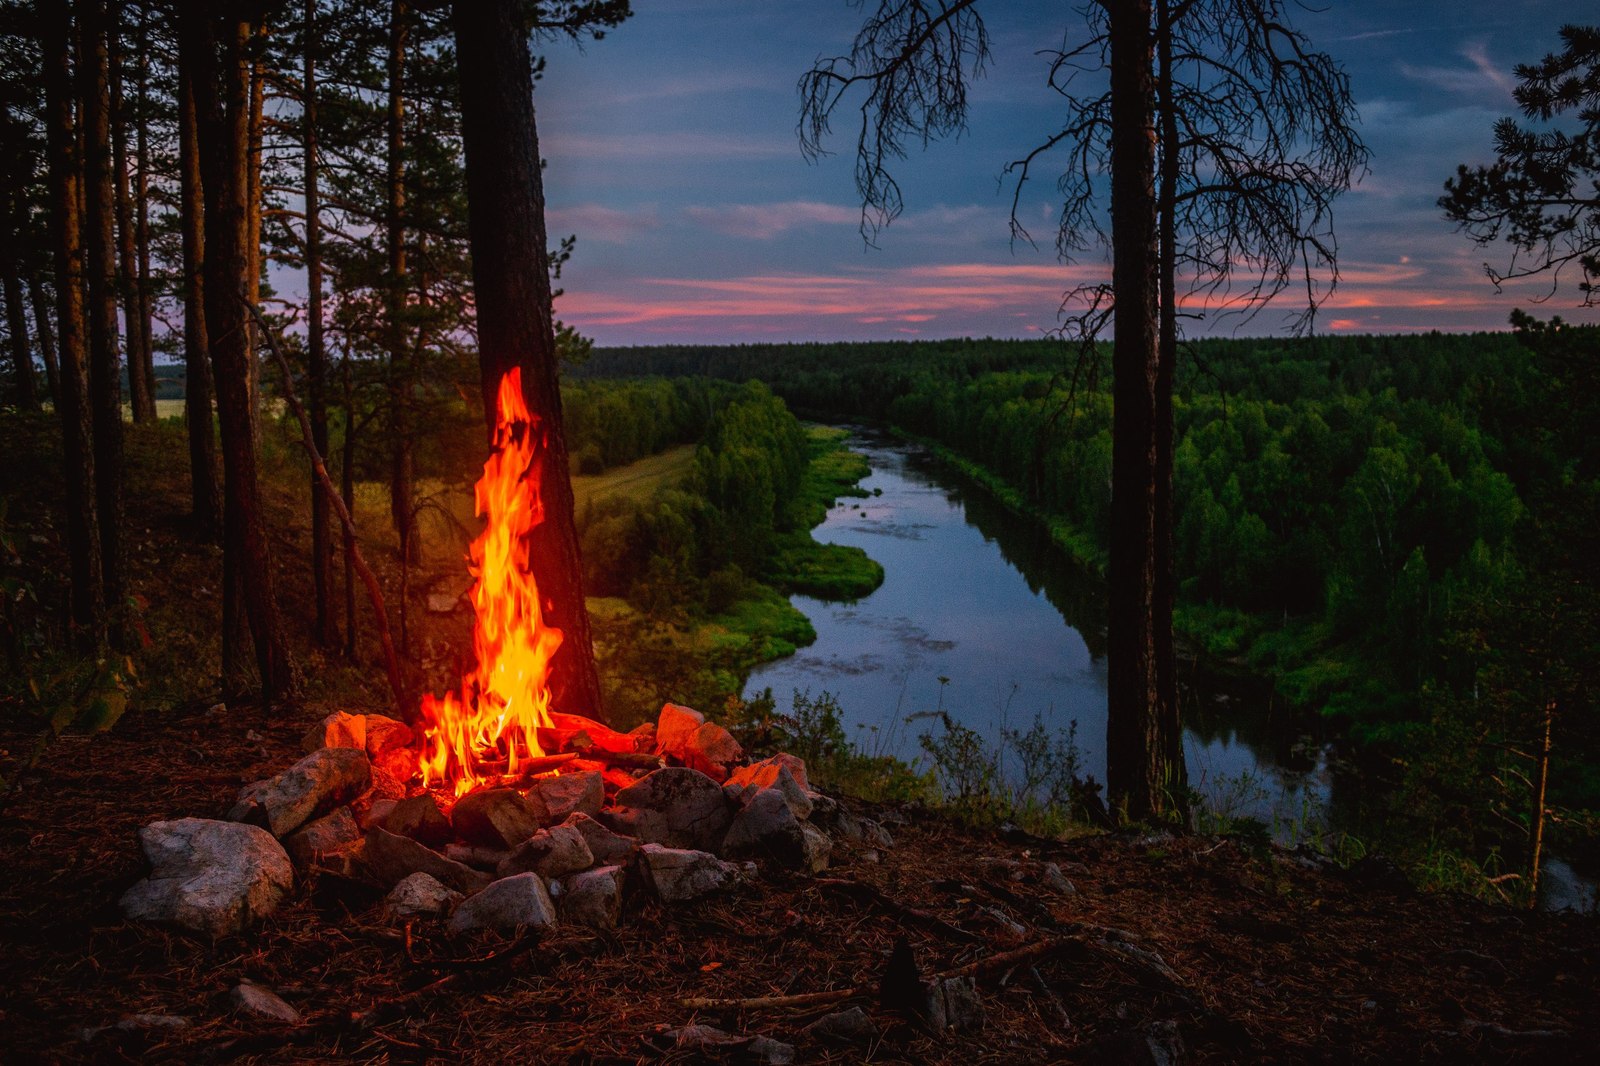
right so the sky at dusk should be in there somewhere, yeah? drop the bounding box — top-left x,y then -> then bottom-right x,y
529,0 -> 1599,346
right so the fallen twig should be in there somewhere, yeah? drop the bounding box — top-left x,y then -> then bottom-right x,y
679,987 -> 861,1011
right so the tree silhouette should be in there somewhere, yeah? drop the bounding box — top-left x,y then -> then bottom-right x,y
802,0 -> 1364,818
1442,25 -> 1600,305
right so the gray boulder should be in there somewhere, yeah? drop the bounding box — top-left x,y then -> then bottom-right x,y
300,711 -> 365,754
637,843 -> 743,904
364,826 -> 492,894
363,714 -> 413,757
450,788 -> 541,849
609,767 -> 732,851
654,703 -> 704,759
525,771 -> 603,825
383,871 -> 463,919
681,721 -> 743,782
379,793 -> 452,848
724,759 -> 812,820
799,823 -> 832,874
496,824 -> 593,880
120,818 -> 293,937
562,812 -> 639,865
560,864 -> 625,929
721,788 -> 806,868
284,807 -> 361,867
447,872 -> 556,934
228,747 -> 371,838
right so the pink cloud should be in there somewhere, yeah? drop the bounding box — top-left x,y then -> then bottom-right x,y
683,201 -> 860,239
544,203 -> 661,244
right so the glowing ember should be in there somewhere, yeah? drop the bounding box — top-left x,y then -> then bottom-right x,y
419,367 -> 564,797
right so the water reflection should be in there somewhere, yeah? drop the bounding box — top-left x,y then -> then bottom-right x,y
747,432 -> 1331,828
746,431 -> 1594,912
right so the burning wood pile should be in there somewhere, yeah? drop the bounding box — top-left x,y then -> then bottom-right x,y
120,700 -> 855,939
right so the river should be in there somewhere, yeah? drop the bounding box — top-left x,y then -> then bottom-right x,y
745,432 -> 1595,911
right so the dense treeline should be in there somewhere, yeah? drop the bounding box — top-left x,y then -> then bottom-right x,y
585,328 -> 1600,869
577,379 -> 874,613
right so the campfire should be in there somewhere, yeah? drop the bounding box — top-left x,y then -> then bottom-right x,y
120,369 -> 870,943
418,366 -> 566,797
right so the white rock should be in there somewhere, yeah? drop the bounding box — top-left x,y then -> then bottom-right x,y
721,788 -> 806,868
495,824 -> 593,880
560,865 -> 625,928
724,760 -> 813,820
227,748 -> 371,838
610,767 -> 732,851
655,703 -> 704,759
799,823 -> 832,874
384,871 -> 463,919
300,711 -> 365,754
562,812 -> 639,865
525,771 -> 604,826
447,872 -> 557,934
284,807 -> 360,867
120,818 -> 293,937
364,827 -> 492,894
637,843 -> 743,904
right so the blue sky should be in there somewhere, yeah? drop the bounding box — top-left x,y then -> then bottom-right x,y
531,0 -> 1598,345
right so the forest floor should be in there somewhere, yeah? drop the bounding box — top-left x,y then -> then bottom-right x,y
2,416 -> 1598,1063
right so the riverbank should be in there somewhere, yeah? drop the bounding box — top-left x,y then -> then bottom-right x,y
587,424 -> 884,727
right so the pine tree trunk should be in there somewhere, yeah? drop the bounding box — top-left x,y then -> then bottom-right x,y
44,0 -> 103,645
304,0 -> 334,645
108,0 -> 154,423
190,5 -> 293,701
28,278 -> 60,405
132,0 -> 154,415
177,8 -> 221,539
386,0 -> 416,586
245,26 -> 265,450
453,0 -> 605,722
341,354 -> 359,661
77,0 -> 126,635
1105,0 -> 1180,821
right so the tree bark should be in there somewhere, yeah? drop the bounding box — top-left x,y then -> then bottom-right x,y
108,0 -> 154,423
386,0 -> 416,584
341,354 -> 359,661
244,23 -> 266,449
190,3 -> 293,701
177,3 -> 221,539
304,0 -> 334,645
133,0 -> 155,415
453,0 -> 605,722
44,0 -> 103,646
1105,0 -> 1182,821
28,278 -> 60,405
78,0 -> 126,635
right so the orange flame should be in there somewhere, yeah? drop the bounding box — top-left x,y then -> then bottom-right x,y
419,367 -> 564,797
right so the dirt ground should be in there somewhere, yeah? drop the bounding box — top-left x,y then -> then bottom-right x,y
2,418 -> 1597,1064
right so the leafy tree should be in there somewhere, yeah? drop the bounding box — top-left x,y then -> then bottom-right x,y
1442,24 -> 1600,303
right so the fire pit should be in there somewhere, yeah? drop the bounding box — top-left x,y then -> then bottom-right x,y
120,367 -> 877,939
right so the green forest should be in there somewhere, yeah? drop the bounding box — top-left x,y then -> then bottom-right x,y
579,323 -> 1600,884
